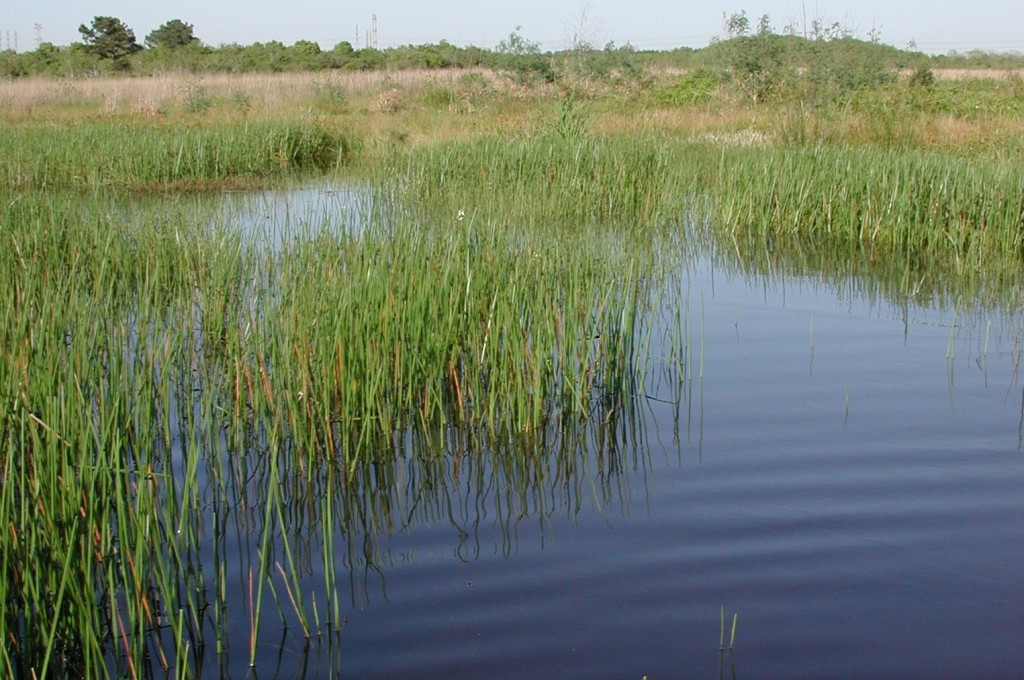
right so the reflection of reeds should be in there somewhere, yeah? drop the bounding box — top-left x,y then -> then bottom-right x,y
719,606 -> 738,651
718,606 -> 739,680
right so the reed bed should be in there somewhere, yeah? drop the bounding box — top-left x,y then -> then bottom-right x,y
225,136 -> 685,464
0,120 -> 348,192
0,133 -> 693,676
689,143 -> 1024,285
391,134 -> 672,226
1,187 -> 248,676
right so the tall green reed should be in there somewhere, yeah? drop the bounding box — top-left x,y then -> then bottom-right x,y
0,120 -> 349,192
2,132 -> 683,676
703,143 -> 1024,261
1,188 -> 249,677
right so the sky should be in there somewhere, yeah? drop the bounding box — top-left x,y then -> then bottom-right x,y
2,1 -> 1022,55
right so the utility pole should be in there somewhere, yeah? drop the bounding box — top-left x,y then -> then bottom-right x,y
34,23 -> 43,47
356,15 -> 377,49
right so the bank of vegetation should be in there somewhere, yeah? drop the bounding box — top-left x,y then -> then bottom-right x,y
2,12 -> 1023,79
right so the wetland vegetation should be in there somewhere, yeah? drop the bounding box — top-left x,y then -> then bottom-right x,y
2,20 -> 1024,678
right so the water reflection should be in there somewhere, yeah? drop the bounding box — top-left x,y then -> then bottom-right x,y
217,181 -> 377,250
713,226 -> 1024,318
167,367 -> 688,676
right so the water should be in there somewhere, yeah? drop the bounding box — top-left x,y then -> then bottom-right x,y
180,186 -> 1024,678
217,181 -> 376,248
318,261 -> 1023,679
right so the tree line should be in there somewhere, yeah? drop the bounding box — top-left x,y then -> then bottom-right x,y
0,16 -> 527,78
1,14 -> 1021,80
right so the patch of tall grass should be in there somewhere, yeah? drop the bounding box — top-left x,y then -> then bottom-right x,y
1,132 -> 689,675
691,143 -> 1024,284
387,133 -> 674,228
1,191 -> 213,676
0,119 -> 349,192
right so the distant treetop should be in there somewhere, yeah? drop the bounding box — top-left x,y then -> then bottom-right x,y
78,16 -> 142,69
146,19 -> 199,50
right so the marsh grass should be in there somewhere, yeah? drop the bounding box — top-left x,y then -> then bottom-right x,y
390,133 -> 674,229
252,180 -> 669,460
1,131 -> 693,676
694,143 -> 1024,282
4,87 -> 1024,675
6,68 -> 1024,157
2,196 -> 186,676
0,120 -> 349,192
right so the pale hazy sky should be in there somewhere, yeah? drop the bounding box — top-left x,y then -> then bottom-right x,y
3,1 -> 1022,55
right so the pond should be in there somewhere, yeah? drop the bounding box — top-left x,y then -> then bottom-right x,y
182,183 -> 1024,678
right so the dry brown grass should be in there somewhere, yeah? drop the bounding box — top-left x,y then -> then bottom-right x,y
594,106 -> 768,136
0,68 -> 567,149
2,66 -> 1020,155
930,68 -> 1024,81
0,68 -> 508,120
4,66 -> 1017,115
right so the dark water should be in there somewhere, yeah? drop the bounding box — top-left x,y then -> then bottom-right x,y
313,263 -> 1024,679
176,187 -> 1024,679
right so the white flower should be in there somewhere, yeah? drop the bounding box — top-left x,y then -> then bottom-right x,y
456,209 -> 466,222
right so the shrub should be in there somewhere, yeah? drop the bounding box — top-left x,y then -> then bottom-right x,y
654,69 -> 720,107
908,66 -> 936,88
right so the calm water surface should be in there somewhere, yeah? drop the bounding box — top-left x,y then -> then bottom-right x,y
333,273 -> 1022,679
193,186 -> 1024,679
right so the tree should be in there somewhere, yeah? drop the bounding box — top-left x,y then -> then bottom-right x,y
725,11 -> 750,38
78,16 -> 141,69
329,41 -> 355,68
332,41 -> 355,56
145,19 -> 198,49
290,40 -> 324,70
496,26 -> 554,84
727,33 -> 788,102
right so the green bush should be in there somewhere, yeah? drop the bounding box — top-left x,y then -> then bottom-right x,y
653,69 -> 720,106
420,83 -> 457,108
496,27 -> 556,85
908,66 -> 936,88
182,83 -> 213,113
311,78 -> 348,113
